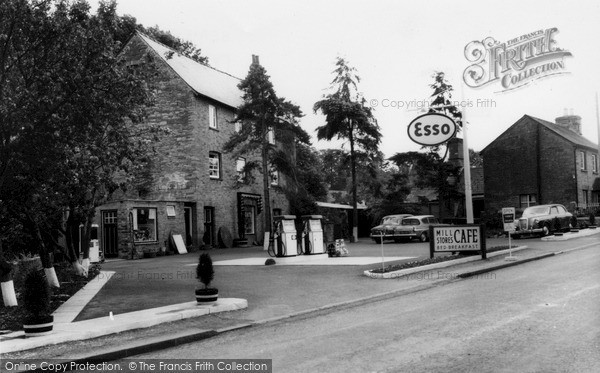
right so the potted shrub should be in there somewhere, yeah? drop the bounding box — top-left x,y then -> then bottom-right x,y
552,217 -> 562,235
195,253 -> 218,304
22,269 -> 53,336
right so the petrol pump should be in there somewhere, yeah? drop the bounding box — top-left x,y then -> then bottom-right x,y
272,215 -> 298,257
301,215 -> 325,255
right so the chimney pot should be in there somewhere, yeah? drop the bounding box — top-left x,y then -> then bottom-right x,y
555,111 -> 582,135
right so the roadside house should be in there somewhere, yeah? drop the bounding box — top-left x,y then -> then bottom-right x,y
481,113 -> 599,215
95,32 -> 292,259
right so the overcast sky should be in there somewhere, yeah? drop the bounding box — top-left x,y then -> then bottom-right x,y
88,0 -> 600,158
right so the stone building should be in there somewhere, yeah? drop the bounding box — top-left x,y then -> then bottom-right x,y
481,113 -> 599,214
95,33 -> 291,259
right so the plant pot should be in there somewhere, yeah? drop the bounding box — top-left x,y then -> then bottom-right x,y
23,314 -> 53,336
195,288 -> 218,304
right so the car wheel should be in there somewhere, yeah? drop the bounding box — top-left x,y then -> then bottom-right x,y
541,224 -> 550,237
374,238 -> 381,244
419,232 -> 428,242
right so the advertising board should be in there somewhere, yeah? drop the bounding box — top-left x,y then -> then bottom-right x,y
429,225 -> 486,259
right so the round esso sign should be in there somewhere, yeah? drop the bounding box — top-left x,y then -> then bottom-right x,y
407,113 -> 457,146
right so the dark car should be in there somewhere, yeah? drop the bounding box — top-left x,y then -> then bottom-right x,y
513,204 -> 572,238
370,214 -> 413,243
395,215 -> 441,242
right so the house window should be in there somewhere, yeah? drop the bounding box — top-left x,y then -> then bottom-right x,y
243,205 -> 256,235
166,205 -> 176,217
209,104 -> 217,129
580,151 -> 587,171
267,126 -> 275,144
235,121 -> 242,133
582,190 -> 589,206
209,152 -> 221,179
236,157 -> 246,182
592,154 -> 598,173
270,165 -> 279,186
132,207 -> 157,242
520,194 -> 537,207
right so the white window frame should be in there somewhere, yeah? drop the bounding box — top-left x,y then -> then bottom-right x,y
209,104 -> 217,129
580,151 -> 587,171
592,154 -> 598,173
270,165 -> 279,186
209,152 -> 221,179
520,194 -> 537,207
236,157 -> 246,182
132,207 -> 158,243
166,205 -> 176,217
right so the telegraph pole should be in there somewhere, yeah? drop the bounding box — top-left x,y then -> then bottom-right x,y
461,85 -> 474,224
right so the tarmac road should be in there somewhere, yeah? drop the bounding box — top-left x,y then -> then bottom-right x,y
126,244 -> 600,372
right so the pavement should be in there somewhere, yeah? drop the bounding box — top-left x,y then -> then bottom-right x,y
1,229 -> 598,361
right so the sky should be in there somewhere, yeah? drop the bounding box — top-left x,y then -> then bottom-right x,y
88,0 -> 600,158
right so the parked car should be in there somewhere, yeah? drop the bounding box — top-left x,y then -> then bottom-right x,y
370,214 -> 413,243
395,215 -> 441,242
513,204 -> 572,238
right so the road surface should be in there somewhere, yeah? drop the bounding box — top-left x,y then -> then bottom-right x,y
127,245 -> 600,372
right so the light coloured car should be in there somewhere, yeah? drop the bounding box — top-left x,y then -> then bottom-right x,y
513,204 -> 572,237
370,214 -> 413,243
395,215 -> 441,242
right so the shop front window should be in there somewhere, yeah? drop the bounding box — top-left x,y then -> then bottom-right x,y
244,205 -> 256,235
133,207 -> 157,242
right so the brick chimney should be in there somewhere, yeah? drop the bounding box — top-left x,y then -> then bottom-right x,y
252,55 -> 260,65
555,108 -> 582,135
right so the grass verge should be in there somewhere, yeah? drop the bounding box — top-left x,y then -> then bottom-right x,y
370,245 -> 516,274
0,263 -> 101,332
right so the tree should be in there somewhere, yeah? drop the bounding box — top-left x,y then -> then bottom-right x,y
388,151 -> 462,221
286,143 -> 328,217
313,58 -> 382,242
0,0 -> 154,278
224,57 -> 307,238
388,72 -> 466,222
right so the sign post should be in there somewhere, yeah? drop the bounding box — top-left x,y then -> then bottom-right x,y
502,207 -> 517,261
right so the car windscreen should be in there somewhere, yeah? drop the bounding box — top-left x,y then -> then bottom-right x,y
522,206 -> 549,216
401,219 -> 420,225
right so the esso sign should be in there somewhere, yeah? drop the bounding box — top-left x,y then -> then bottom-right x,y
407,113 -> 457,146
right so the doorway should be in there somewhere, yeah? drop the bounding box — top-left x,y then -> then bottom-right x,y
102,210 -> 118,257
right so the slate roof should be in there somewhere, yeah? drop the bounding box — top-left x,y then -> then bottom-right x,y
137,32 -> 243,109
482,114 -> 598,153
527,115 -> 598,150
